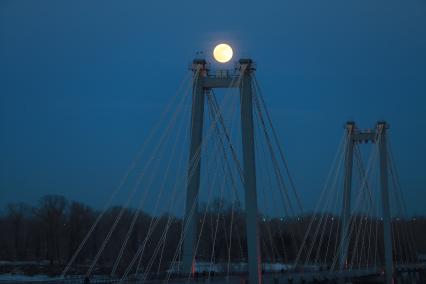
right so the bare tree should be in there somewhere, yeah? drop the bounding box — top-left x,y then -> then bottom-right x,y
7,203 -> 31,260
67,201 -> 95,263
33,195 -> 68,265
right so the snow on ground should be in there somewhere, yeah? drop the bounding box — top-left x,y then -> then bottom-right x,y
0,274 -> 59,281
0,261 -> 49,266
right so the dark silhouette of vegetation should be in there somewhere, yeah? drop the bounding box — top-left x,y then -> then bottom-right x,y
0,195 -> 423,276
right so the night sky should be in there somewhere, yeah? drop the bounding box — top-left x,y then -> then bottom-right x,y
1,1 -> 425,214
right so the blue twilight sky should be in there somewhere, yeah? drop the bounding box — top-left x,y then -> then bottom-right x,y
0,0 -> 425,215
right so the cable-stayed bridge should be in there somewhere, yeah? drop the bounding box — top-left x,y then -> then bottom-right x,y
11,58 -> 425,284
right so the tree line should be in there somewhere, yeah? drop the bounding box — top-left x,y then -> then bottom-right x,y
0,195 -> 425,276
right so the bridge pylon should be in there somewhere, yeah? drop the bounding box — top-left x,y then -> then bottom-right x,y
182,58 -> 261,284
339,121 -> 394,284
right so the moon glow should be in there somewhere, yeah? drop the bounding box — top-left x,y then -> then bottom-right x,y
213,43 -> 233,63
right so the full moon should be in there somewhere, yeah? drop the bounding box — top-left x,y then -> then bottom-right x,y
213,43 -> 233,63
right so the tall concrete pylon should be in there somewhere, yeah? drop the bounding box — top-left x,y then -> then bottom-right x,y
182,58 -> 262,284
378,121 -> 393,284
339,121 -> 355,270
339,121 -> 394,284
